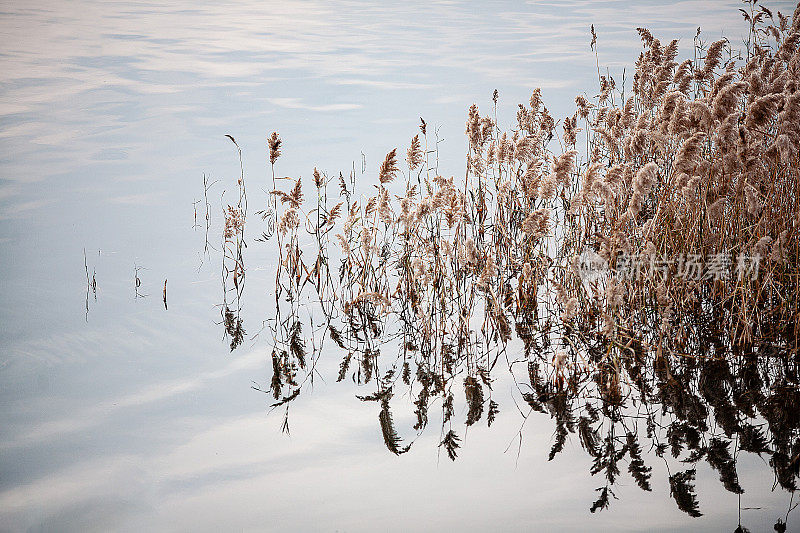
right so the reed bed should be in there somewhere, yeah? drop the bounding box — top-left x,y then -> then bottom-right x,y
221,1 -> 800,523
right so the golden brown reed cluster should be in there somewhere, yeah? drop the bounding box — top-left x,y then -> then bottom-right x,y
244,1 -> 800,522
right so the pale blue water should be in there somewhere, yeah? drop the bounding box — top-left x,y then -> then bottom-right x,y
0,1 -> 795,531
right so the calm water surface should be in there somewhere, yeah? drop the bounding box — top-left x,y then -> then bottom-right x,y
0,1 -> 795,531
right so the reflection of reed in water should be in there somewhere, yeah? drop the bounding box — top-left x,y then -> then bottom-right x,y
134,262 -> 145,299
219,2 -> 799,526
83,248 -> 97,321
